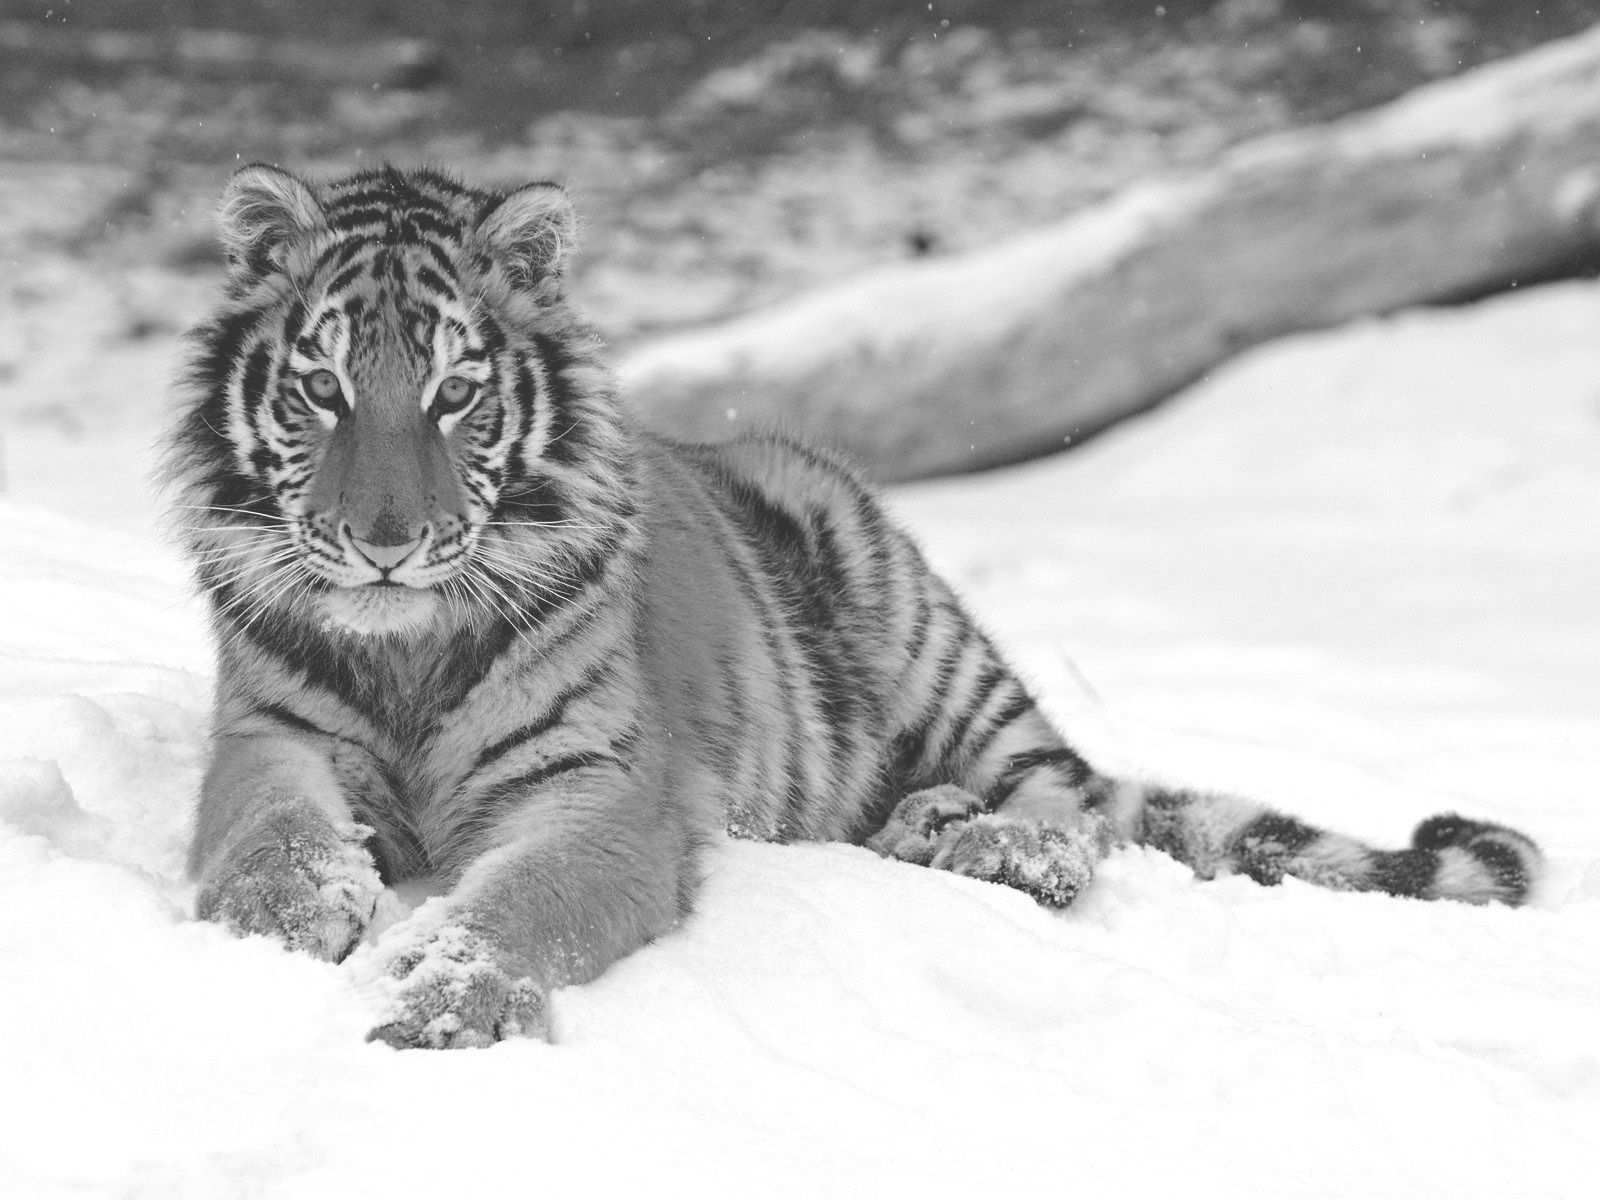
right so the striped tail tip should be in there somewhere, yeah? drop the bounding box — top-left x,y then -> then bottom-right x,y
1405,813 -> 1543,907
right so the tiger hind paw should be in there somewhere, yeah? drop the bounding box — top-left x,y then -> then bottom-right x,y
865,785 -> 984,866
933,815 -> 1106,908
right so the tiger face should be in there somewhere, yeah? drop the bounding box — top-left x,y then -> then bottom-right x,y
172,165 -> 619,639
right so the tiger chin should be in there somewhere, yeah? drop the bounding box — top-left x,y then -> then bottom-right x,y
164,163 -> 1544,1050
321,584 -> 441,637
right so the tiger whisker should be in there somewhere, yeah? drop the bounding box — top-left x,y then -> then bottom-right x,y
193,541 -> 307,579
173,504 -> 295,524
477,520 -> 606,531
230,556 -> 317,636
459,559 -> 539,644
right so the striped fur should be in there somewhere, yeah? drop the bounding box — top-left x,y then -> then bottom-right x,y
167,165 -> 1543,1048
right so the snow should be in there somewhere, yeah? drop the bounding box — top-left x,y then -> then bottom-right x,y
3,280 -> 1600,1197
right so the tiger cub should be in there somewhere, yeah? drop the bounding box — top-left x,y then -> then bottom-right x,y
166,165 -> 1542,1049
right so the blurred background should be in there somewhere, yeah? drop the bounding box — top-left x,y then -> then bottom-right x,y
2,0 -> 1600,494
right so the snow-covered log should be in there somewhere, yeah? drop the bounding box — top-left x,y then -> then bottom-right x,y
618,27 -> 1600,481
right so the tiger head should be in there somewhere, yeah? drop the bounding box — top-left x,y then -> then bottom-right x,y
167,165 -> 631,639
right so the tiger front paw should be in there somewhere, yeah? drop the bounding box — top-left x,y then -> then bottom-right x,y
365,924 -> 548,1050
197,812 -> 381,963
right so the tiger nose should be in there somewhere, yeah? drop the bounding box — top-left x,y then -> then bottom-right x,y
344,522 -> 429,570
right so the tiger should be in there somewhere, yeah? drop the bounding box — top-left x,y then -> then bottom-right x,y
165,164 -> 1543,1050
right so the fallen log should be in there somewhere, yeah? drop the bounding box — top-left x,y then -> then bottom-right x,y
617,26 -> 1600,481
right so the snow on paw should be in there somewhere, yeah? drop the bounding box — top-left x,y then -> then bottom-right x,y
932,815 -> 1103,908
866,785 -> 984,865
365,924 -> 547,1050
197,819 -> 381,963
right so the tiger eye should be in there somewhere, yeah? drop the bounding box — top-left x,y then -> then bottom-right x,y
434,376 -> 478,415
301,369 -> 343,409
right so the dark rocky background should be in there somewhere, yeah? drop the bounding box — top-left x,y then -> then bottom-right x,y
3,1 -> 1599,486
3,1 -> 1596,344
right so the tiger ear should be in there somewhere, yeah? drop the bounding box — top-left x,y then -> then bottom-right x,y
217,164 -> 324,280
476,182 -> 577,289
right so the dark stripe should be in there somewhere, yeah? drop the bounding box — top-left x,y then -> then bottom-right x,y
249,444 -> 285,477
325,260 -> 365,295
883,723 -> 933,796
986,745 -> 1090,809
421,238 -> 458,279
1232,813 -> 1322,886
531,333 -> 583,464
399,209 -> 457,240
905,589 -> 933,664
852,487 -> 896,602
175,311 -> 272,512
806,507 -> 874,736
414,264 -> 452,297
937,660 -> 1008,764
480,403 -> 506,449
328,186 -> 449,215
461,470 -> 495,511
495,473 -> 567,525
1372,849 -> 1437,898
328,206 -> 391,232
296,309 -> 340,357
923,616 -> 974,706
281,298 -> 307,344
471,751 -> 623,820
609,724 -> 644,759
230,597 -> 518,739
883,616 -> 975,791
239,342 -> 273,406
1411,813 -> 1476,850
254,701 -> 334,739
774,733 -> 809,842
960,687 -> 1035,768
232,606 -> 374,720
1466,839 -> 1532,901
432,618 -> 521,717
467,661 -> 613,780
310,236 -> 367,277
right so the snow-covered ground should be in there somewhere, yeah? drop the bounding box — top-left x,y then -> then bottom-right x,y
2,281 -> 1598,1197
